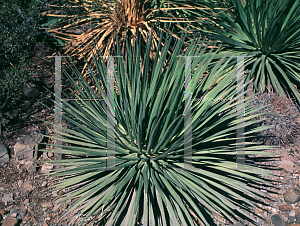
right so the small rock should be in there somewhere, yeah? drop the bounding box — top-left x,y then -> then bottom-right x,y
232,222 -> 244,226
271,214 -> 285,226
24,82 -> 40,100
52,203 -> 62,212
42,202 -> 52,208
254,208 -> 263,214
284,188 -> 300,204
279,160 -> 294,173
290,209 -> 296,217
2,193 -> 14,202
19,209 -> 27,219
279,203 -> 293,212
25,160 -> 37,173
25,199 -> 30,203
14,132 -> 43,161
0,187 -> 4,191
2,216 -> 19,226
60,202 -> 68,210
288,215 -> 296,223
52,191 -> 57,197
0,209 -> 7,215
41,181 -> 47,187
9,208 -> 18,216
23,215 -> 31,221
10,213 -> 17,218
17,180 -> 23,187
21,181 -> 35,193
296,215 -> 300,224
41,163 -> 53,174
296,207 -> 300,216
0,143 -> 9,165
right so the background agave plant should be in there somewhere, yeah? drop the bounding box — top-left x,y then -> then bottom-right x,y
37,29 -> 279,225
198,0 -> 300,108
41,0 -> 227,84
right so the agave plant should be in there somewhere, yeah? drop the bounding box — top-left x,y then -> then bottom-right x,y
198,0 -> 300,108
37,29 -> 279,226
41,0 -> 227,84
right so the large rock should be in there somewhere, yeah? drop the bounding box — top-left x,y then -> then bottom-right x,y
0,143 -> 9,165
23,82 -> 40,100
284,188 -> 300,204
279,160 -> 294,173
271,214 -> 285,226
14,132 -> 43,161
2,216 -> 20,226
2,193 -> 14,202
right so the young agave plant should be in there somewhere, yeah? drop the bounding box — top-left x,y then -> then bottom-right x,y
37,29 -> 279,225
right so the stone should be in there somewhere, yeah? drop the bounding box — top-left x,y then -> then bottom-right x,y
295,207 -> 300,216
23,82 -> 40,100
271,214 -> 285,226
23,215 -> 31,221
0,143 -> 9,165
41,163 -> 53,174
14,132 -> 43,161
279,160 -> 294,173
17,180 -> 23,187
52,191 -> 57,197
10,213 -> 17,217
2,193 -> 14,202
52,203 -> 62,212
254,208 -> 263,214
2,216 -> 19,226
18,209 -> 27,219
279,203 -> 293,211
25,159 -> 38,173
9,208 -> 17,216
296,215 -> 300,224
42,202 -> 52,208
0,209 -> 7,215
284,188 -> 300,204
21,181 -> 35,193
290,209 -> 296,217
41,181 -> 47,187
233,222 -> 244,226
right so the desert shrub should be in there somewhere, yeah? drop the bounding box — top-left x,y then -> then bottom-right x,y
0,0 -> 48,131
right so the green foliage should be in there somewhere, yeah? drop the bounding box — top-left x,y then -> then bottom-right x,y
200,0 -> 300,107
37,29 -> 279,226
0,0 -> 46,130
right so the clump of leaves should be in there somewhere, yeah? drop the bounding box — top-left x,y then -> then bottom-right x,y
201,0 -> 300,108
37,28 -> 280,226
40,0 -> 223,85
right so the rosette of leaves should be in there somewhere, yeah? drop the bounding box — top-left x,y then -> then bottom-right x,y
37,29 -> 279,226
198,0 -> 300,108
40,0 -> 227,83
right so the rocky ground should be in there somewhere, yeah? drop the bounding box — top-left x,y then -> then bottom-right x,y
1,42 -> 300,226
